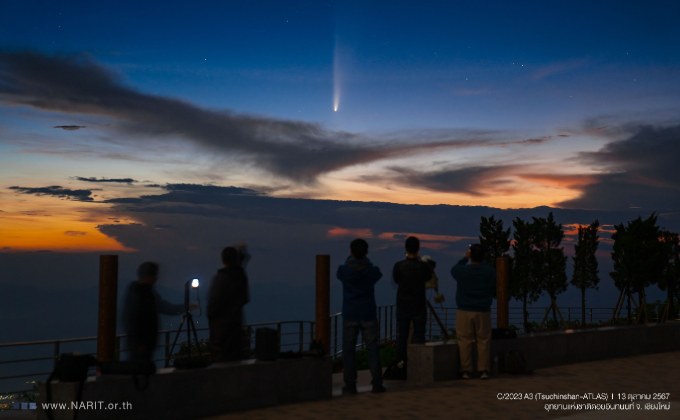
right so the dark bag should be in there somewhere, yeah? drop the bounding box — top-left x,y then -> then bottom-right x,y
45,353 -> 98,420
255,327 -> 279,361
51,353 -> 98,382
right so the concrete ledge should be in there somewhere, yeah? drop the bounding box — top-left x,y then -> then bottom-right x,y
407,341 -> 459,383
37,357 -> 332,419
493,322 -> 680,371
407,322 -> 680,384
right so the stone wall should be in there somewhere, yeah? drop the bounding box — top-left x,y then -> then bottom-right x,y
37,357 -> 332,419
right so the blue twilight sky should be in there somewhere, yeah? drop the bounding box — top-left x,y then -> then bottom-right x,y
2,0 -> 679,132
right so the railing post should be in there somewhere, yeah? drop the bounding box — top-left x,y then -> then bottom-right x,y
164,331 -> 171,368
333,315 -> 338,357
310,322 -> 315,346
115,336 -> 121,361
97,255 -> 118,365
383,307 -> 388,343
277,323 -> 283,353
53,341 -> 61,368
390,306 -> 394,341
568,307 -> 571,322
496,256 -> 510,329
590,308 -> 593,324
298,321 -> 304,353
315,255 -> 331,354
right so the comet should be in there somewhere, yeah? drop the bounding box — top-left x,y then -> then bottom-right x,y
332,37 -> 341,112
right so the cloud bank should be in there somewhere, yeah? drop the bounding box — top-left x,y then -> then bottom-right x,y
560,124 -> 680,210
0,51 -> 523,183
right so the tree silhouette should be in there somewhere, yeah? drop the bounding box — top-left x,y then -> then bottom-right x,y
532,212 -> 568,325
611,213 -> 665,323
479,215 -> 511,267
511,217 -> 541,331
658,230 -> 680,321
571,220 -> 600,326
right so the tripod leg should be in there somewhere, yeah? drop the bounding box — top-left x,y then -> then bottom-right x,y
189,318 -> 204,359
187,314 -> 192,361
426,300 -> 449,340
169,316 -> 186,358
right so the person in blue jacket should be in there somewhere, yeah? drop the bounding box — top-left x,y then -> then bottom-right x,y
337,238 -> 386,395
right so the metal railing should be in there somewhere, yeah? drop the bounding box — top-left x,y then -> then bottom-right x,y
0,304 -> 629,395
0,320 -> 314,395
328,304 -> 620,357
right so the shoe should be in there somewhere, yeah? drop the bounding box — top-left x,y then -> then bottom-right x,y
461,372 -> 471,379
342,385 -> 358,396
372,384 -> 386,393
480,371 -> 490,380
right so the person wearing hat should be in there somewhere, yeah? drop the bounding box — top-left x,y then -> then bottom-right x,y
122,262 -> 187,362
451,244 -> 496,379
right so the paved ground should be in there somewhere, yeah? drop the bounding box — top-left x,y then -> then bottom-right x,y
210,352 -> 680,420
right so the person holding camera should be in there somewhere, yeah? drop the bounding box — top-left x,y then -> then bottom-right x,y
207,245 -> 250,361
392,236 -> 432,369
451,244 -> 496,379
337,238 -> 385,395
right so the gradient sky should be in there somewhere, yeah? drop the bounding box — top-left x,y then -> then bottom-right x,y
1,0 -> 680,253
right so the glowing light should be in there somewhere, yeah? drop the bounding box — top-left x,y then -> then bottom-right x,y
332,36 -> 341,112
191,278 -> 199,288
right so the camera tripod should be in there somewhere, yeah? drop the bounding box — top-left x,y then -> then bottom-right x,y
169,310 -> 204,364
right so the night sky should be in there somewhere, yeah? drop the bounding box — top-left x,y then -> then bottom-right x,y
1,1 -> 680,340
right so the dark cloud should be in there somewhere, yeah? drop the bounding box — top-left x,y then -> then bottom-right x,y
560,124 -> 680,210
9,185 -> 94,201
54,125 -> 86,130
74,176 -> 136,184
164,183 -> 260,195
0,51 -> 554,183
378,165 -> 519,195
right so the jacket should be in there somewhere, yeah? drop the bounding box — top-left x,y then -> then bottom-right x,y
207,266 -> 250,320
393,257 -> 431,314
337,257 -> 382,321
451,258 -> 496,312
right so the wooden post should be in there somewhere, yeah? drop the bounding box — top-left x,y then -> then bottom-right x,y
97,255 -> 118,363
496,256 -> 510,329
315,255 -> 330,354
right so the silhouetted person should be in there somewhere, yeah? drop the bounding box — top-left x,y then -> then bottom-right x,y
208,246 -> 250,361
122,262 -> 185,362
393,236 -> 431,366
451,244 -> 496,379
337,238 -> 385,395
